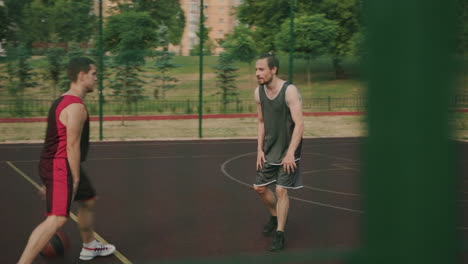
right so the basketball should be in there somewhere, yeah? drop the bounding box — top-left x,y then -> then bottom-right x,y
40,231 -> 69,258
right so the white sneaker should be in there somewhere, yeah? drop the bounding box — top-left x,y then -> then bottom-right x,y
79,241 -> 116,260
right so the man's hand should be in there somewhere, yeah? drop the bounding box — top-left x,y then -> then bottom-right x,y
282,152 -> 297,174
38,185 -> 46,200
72,181 -> 79,201
257,150 -> 266,170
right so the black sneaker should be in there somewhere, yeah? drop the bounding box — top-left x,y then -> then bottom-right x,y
269,231 -> 285,252
262,216 -> 277,236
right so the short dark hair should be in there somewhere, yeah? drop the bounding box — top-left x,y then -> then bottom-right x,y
67,57 -> 96,83
258,52 -> 279,74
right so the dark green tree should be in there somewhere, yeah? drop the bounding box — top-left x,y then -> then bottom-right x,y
44,46 -> 66,97
276,14 -> 338,87
104,11 -> 157,117
457,0 -> 468,54
213,52 -> 239,113
237,0 -> 363,78
0,5 -> 10,42
19,0 -> 95,46
1,0 -> 32,43
222,24 -> 257,87
5,44 -> 37,116
190,16 -> 214,56
52,0 -> 96,43
314,0 -> 362,78
132,0 -> 186,46
19,0 -> 50,45
152,26 -> 179,99
236,0 -> 291,53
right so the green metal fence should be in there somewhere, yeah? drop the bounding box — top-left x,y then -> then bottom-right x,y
1,95 -> 467,118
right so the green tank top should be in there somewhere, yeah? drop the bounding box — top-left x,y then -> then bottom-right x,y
259,81 -> 302,164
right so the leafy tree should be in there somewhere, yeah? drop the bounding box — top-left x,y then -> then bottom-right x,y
5,44 -> 37,116
108,62 -> 146,118
457,0 -> 468,54
67,42 -> 84,60
237,0 -> 363,78
52,0 -> 96,43
213,52 -> 239,113
44,46 -> 66,97
222,24 -> 257,87
275,14 -> 338,87
190,17 -> 214,56
236,0 -> 291,53
19,0 -> 95,46
0,5 -> 10,42
222,25 -> 257,64
152,26 -> 179,99
104,11 -> 158,63
349,29 -> 366,57
1,0 -> 32,43
314,0 -> 362,78
104,11 -> 157,116
132,0 -> 186,45
19,0 -> 50,45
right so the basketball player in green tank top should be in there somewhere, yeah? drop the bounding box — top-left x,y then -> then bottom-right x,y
253,53 -> 304,251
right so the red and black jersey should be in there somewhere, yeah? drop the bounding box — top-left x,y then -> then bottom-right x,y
40,95 -> 90,162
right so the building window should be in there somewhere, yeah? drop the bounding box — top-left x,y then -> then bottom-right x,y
219,18 -> 224,24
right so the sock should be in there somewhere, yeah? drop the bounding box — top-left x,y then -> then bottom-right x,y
83,239 -> 98,248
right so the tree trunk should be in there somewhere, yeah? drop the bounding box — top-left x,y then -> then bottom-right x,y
333,57 -> 346,79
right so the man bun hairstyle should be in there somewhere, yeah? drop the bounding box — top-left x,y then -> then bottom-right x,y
258,51 -> 280,74
67,57 -> 96,83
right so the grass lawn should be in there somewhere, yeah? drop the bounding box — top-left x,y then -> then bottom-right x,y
0,54 -> 368,102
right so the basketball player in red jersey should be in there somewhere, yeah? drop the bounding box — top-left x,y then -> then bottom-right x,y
18,57 -> 115,263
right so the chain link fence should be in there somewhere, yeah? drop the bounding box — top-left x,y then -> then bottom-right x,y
1,94 -> 467,118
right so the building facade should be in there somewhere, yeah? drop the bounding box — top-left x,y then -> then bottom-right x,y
177,0 -> 241,55
94,0 -> 241,56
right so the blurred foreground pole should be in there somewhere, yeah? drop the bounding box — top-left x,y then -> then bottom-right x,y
98,0 -> 104,140
360,0 -> 460,263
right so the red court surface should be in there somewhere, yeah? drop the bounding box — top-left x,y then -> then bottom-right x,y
1,137 -> 466,263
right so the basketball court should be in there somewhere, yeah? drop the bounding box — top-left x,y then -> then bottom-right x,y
1,137 -> 466,263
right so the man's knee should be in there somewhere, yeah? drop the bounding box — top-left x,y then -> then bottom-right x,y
79,198 -> 97,209
275,186 -> 288,198
254,185 -> 268,195
45,215 -> 68,229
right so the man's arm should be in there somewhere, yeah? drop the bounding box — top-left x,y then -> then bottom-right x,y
282,84 -> 304,174
255,87 -> 266,170
59,103 -> 87,198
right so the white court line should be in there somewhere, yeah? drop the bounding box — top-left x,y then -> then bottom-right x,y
302,168 -> 360,196
220,152 -> 363,214
5,161 -> 132,264
304,152 -> 357,162
3,154 -> 236,163
333,164 -> 360,172
0,138 -> 361,149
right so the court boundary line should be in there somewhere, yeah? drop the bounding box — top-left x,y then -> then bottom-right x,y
302,168 -> 360,196
220,152 -> 363,214
0,138 -> 362,149
5,161 -> 132,264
